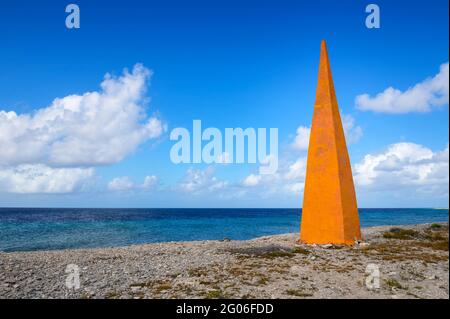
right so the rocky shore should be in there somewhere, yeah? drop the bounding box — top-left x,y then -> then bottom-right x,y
0,223 -> 448,299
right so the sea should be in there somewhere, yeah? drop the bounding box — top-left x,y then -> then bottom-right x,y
0,208 -> 448,252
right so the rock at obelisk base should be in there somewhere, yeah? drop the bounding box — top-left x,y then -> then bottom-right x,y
300,40 -> 362,245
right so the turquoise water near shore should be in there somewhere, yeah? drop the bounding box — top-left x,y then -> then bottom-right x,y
0,208 -> 448,252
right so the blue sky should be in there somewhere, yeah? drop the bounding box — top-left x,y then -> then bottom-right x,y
0,0 -> 448,208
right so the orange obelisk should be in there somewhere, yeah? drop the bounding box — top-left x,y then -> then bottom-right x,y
300,40 -> 361,245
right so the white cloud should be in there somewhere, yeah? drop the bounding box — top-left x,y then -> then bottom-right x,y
356,62 -> 449,113
0,64 -> 164,167
0,64 -> 165,194
291,126 -> 310,151
143,175 -> 158,188
354,143 -> 449,196
177,167 -> 229,194
342,114 -> 363,144
0,164 -> 94,194
286,182 -> 304,194
107,176 -> 134,191
108,175 -> 159,191
240,156 -> 306,197
284,157 -> 307,181
242,174 -> 262,186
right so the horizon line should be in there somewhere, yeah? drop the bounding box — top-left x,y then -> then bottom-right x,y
0,207 -> 448,210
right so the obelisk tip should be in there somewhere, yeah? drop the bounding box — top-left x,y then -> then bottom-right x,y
320,40 -> 328,56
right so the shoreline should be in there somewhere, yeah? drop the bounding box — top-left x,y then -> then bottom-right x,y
0,223 -> 448,299
1,222 -> 448,254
